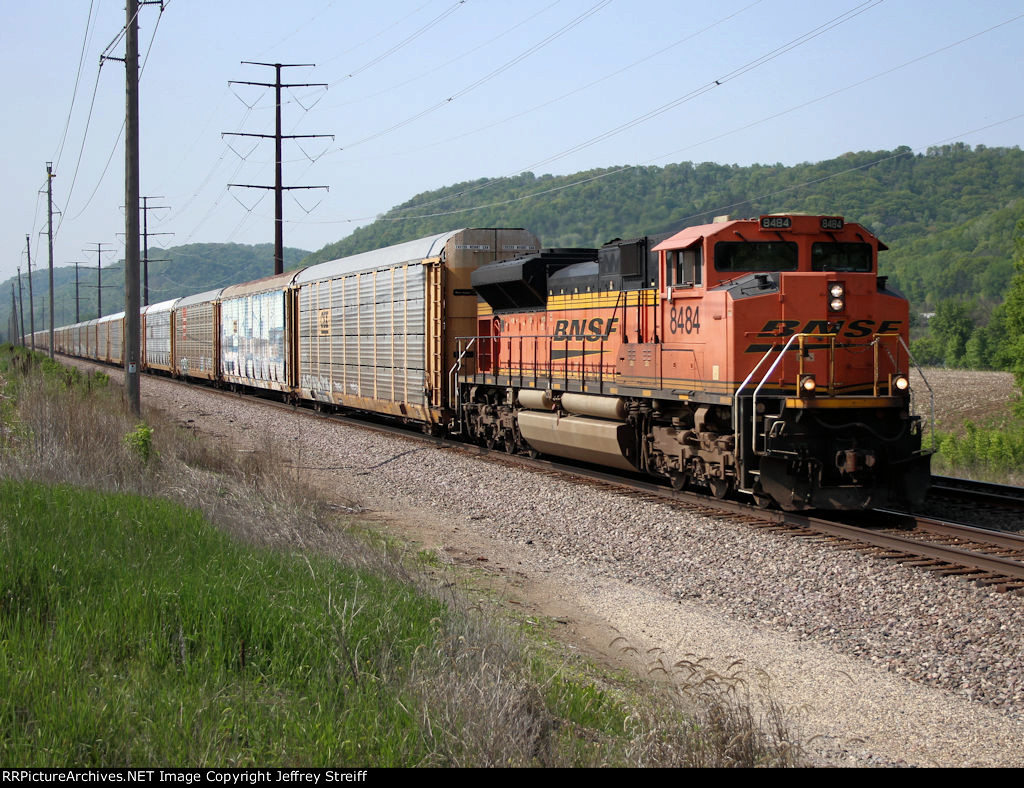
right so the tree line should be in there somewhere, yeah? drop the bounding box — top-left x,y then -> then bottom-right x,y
5,143 -> 1023,375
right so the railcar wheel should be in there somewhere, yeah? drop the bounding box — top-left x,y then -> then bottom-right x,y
669,471 -> 686,491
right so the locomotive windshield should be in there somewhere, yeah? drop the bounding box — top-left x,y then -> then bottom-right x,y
714,241 -> 798,272
811,242 -> 872,272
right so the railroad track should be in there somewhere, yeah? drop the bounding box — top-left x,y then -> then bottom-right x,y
478,455 -> 1024,595
907,475 -> 1024,534
62,355 -> 1024,595
930,475 -> 1024,507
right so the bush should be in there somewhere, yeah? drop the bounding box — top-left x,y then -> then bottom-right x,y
125,422 -> 154,464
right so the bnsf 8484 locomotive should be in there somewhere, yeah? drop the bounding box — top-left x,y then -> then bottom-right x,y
40,216 -> 932,511
457,214 -> 932,510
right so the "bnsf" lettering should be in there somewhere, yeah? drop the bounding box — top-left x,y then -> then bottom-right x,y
756,319 -> 902,338
553,317 -> 619,341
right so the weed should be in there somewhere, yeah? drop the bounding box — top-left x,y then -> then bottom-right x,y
125,423 -> 155,464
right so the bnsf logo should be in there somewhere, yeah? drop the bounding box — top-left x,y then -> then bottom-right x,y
757,319 -> 902,338
552,317 -> 619,341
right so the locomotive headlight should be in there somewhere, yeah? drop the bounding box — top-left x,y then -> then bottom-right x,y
892,374 -> 910,392
828,281 -> 846,313
799,374 -> 817,395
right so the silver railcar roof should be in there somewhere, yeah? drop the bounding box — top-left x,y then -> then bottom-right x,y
143,297 -> 180,314
294,230 -> 466,285
175,288 -> 227,308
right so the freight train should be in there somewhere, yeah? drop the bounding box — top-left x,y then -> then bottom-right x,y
34,216 -> 933,511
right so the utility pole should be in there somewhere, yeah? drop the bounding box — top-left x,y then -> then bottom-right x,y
225,62 -> 330,275
9,285 -> 16,345
75,262 -> 81,323
16,267 -> 25,346
124,0 -> 141,414
25,236 -> 35,351
68,262 -> 87,323
140,196 -> 171,306
46,162 -> 56,359
84,243 -> 114,317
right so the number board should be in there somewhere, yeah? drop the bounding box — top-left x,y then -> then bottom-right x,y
819,217 -> 844,231
318,309 -> 331,336
760,216 -> 792,230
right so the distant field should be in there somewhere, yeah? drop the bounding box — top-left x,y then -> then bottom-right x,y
912,367 -> 1018,434
911,367 -> 1024,483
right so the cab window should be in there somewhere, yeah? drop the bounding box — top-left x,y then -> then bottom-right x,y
714,241 -> 798,272
811,242 -> 872,272
666,247 -> 703,287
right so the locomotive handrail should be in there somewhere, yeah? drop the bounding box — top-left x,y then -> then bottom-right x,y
749,333 -> 832,458
890,334 -> 936,453
452,332 -> 616,393
732,337 -> 802,492
738,332 -> 934,471
868,332 -> 935,452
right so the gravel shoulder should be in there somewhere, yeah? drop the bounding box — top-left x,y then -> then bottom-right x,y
79,362 -> 1024,767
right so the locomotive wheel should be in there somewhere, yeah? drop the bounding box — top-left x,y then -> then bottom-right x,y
708,477 -> 730,499
669,471 -> 687,491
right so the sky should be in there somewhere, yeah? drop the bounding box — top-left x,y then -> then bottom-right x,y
2,0 -> 1023,288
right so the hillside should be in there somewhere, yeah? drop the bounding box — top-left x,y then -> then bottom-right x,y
2,243 -> 307,342
302,144 -> 1024,314
6,145 -> 1023,349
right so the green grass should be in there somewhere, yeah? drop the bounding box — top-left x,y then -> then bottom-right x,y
933,417 -> 1024,481
0,480 -> 446,767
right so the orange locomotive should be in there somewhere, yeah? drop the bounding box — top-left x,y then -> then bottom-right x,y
456,214 -> 932,510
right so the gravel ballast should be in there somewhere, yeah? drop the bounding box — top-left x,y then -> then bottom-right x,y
84,364 -> 1024,767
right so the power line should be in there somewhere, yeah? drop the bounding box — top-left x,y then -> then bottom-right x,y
54,0 -> 98,170
313,0 -> 565,112
333,0 -> 469,83
337,0 -> 614,152
349,0 -> 763,216
299,0 -> 884,227
63,2 -> 166,227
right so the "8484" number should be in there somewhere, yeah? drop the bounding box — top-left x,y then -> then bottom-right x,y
670,305 -> 701,335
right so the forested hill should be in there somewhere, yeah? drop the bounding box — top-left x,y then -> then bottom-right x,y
1,243 -> 307,341
303,143 -> 1024,312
